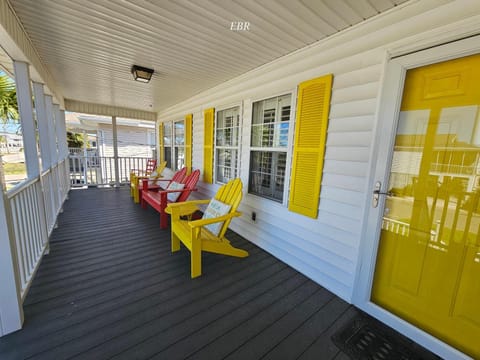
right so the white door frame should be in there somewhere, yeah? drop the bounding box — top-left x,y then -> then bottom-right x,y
353,35 -> 480,360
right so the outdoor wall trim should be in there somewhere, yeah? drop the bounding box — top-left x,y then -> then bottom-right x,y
65,99 -> 157,121
0,0 -> 64,108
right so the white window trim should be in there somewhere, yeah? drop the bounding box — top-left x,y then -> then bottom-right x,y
173,119 -> 185,171
163,119 -> 185,171
214,103 -> 243,185
245,90 -> 297,207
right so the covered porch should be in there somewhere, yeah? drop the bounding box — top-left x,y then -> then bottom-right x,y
0,187 -> 435,359
1,0 -> 480,359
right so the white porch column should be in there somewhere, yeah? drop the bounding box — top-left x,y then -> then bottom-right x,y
82,130 -> 88,184
112,116 -> 120,186
58,110 -> 68,160
44,95 -> 57,167
13,61 -> 39,179
32,83 -> 51,171
52,104 -> 61,165
0,184 -> 23,336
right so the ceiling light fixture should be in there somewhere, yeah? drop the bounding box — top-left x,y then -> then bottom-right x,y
131,65 -> 154,83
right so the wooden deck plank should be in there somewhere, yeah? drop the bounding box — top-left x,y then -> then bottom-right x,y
1,248 -> 271,357
296,306 -> 360,360
71,266 -> 295,360
262,297 -> 352,360
187,286 -> 334,360
0,187 -> 439,360
151,280 -> 322,360
12,261 -> 286,359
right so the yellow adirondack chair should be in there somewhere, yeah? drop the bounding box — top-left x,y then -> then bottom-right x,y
168,178 -> 248,278
130,161 -> 167,203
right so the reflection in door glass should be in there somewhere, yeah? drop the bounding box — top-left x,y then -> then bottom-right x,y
384,105 -> 480,249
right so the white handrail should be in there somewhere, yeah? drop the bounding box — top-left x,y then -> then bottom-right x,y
68,155 -> 153,186
6,177 -> 38,199
5,158 -> 71,302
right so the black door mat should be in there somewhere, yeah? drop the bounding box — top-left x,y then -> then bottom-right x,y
332,312 -> 441,360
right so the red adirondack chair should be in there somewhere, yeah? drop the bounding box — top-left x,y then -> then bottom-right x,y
149,167 -> 187,192
142,169 -> 200,228
139,167 -> 187,204
131,159 -> 157,177
130,159 -> 157,199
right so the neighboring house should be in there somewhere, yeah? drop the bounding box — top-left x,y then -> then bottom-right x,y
65,112 -> 155,158
0,132 -> 23,152
97,123 -> 155,158
65,113 -> 156,184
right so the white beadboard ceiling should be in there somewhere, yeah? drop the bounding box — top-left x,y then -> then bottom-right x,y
8,0 -> 408,115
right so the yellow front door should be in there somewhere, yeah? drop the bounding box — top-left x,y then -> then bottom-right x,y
372,53 -> 480,358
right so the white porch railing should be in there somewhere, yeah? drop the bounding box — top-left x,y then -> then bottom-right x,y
5,158 -> 70,301
69,154 -> 153,186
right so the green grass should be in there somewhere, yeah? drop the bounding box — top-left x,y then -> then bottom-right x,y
2,162 -> 26,175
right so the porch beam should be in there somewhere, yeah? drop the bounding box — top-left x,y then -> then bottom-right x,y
13,61 -> 39,179
32,82 -> 51,171
64,99 -> 156,121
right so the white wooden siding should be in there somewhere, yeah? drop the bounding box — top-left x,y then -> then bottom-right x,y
98,124 -> 154,158
157,1 -> 480,301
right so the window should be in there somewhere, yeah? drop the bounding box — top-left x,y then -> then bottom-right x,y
215,106 -> 240,184
163,122 -> 173,169
163,120 -> 185,171
249,94 -> 292,202
174,120 -> 185,170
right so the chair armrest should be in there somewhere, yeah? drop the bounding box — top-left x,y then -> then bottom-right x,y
138,175 -> 163,180
187,211 -> 242,228
167,199 -> 210,208
159,187 -> 197,194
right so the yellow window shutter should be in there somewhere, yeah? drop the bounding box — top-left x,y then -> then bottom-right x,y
185,113 -> 193,175
158,122 -> 164,163
203,108 -> 214,183
288,74 -> 333,218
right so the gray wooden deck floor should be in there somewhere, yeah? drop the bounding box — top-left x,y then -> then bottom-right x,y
0,187 -> 437,360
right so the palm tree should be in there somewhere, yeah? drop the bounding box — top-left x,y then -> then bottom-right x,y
0,73 -> 19,154
0,73 -> 18,124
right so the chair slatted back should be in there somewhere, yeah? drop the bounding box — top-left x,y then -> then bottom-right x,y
214,178 -> 243,238
171,167 -> 187,183
145,159 -> 157,176
149,161 -> 167,182
177,169 -> 200,202
143,167 -> 188,192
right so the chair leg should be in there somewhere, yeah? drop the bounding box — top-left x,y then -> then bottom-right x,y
191,243 -> 202,278
160,211 -> 168,229
171,231 -> 180,252
134,188 -> 140,203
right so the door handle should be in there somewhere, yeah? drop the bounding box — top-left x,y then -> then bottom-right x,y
372,181 -> 393,208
